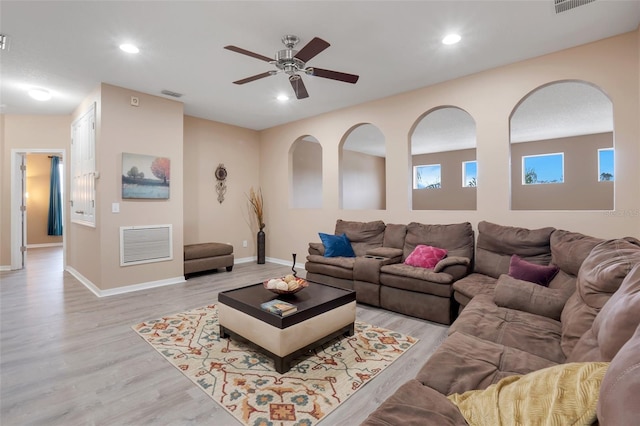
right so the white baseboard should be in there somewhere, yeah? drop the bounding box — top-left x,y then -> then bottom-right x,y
0,265 -> 12,271
265,257 -> 306,271
64,256 -> 305,298
66,265 -> 186,297
27,243 -> 63,249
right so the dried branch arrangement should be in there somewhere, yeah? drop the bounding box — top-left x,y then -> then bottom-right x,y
248,186 -> 265,231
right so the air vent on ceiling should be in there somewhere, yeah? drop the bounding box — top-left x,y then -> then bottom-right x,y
554,0 -> 596,14
161,89 -> 183,98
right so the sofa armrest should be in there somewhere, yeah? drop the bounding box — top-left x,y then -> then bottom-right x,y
434,256 -> 471,280
308,242 -> 325,256
493,274 -> 573,321
366,247 -> 403,260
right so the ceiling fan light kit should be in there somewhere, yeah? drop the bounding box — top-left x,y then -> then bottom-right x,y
224,34 -> 359,100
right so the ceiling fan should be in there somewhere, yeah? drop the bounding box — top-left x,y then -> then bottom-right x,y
224,35 -> 359,99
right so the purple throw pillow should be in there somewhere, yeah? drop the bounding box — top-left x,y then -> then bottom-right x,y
508,254 -> 559,287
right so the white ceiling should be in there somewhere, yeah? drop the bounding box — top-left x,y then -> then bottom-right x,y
1,0 -> 638,136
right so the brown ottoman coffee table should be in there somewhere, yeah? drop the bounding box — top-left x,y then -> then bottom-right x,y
218,282 -> 356,373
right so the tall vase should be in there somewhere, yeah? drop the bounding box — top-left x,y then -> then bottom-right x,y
257,229 -> 265,264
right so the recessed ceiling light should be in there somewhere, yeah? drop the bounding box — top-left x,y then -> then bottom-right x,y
28,88 -> 52,101
119,43 -> 139,54
442,34 -> 461,45
277,94 -> 289,101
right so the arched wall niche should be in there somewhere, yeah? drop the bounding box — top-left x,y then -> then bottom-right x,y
289,135 -> 322,209
339,123 -> 386,210
509,80 -> 614,210
409,106 -> 477,210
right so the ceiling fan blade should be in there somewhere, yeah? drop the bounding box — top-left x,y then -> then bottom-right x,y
233,71 -> 274,85
294,37 -> 330,63
289,75 -> 309,99
310,67 -> 359,84
224,45 -> 273,63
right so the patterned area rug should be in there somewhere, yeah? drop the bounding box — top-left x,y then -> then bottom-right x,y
133,304 -> 418,425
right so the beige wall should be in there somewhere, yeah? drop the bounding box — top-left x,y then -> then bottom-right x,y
183,115 -> 260,258
412,148 -> 477,210
65,84 -> 184,291
342,150 -> 386,210
291,139 -> 322,209
511,133 -> 613,210
259,30 -> 640,262
26,154 -> 63,245
0,115 -> 71,267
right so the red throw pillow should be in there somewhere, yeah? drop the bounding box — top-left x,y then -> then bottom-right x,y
508,254 -> 559,287
404,245 -> 448,269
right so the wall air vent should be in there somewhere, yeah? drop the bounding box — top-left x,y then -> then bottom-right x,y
120,224 -> 173,266
554,0 -> 596,14
161,90 -> 183,98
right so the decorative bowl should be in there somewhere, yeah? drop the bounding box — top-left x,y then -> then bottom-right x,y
263,277 -> 309,295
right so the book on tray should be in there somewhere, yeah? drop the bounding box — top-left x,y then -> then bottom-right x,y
260,299 -> 297,316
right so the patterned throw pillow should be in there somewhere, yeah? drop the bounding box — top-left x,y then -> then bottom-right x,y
509,254 -> 559,286
404,245 -> 448,269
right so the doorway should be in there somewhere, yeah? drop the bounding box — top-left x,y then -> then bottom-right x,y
10,149 -> 65,270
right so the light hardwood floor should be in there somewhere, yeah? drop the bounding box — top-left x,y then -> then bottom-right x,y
1,247 -> 448,425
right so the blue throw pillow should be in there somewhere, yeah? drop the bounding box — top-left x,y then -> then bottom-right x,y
319,233 -> 356,258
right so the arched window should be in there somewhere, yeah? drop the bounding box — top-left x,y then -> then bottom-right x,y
290,135 -> 322,209
510,81 -> 614,210
340,123 -> 386,210
410,106 -> 477,210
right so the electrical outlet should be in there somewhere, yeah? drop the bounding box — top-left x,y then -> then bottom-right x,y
242,240 -> 248,248
130,96 -> 139,107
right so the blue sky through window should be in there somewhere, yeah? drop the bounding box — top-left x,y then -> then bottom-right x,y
463,161 -> 477,187
598,148 -> 614,181
522,153 -> 564,184
414,164 -> 441,189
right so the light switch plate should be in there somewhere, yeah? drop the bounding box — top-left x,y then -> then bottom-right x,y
112,202 -> 120,213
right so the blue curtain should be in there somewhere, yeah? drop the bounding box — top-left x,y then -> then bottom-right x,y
47,156 -> 63,236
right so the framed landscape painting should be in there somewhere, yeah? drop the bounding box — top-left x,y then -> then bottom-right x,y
122,153 -> 170,199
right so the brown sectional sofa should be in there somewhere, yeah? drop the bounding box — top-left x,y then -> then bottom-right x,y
361,223 -> 640,425
305,220 -> 474,325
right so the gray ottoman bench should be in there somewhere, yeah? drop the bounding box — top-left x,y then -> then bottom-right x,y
184,242 -> 234,277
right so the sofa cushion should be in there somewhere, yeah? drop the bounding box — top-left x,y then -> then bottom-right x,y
568,263 -> 640,363
404,245 -> 448,269
361,379 -> 469,426
447,362 -> 609,426
550,229 -> 604,277
561,238 -> 640,359
380,263 -> 453,296
334,219 -> 385,256
416,331 -> 558,395
403,222 -> 474,261
475,221 -> 555,279
508,254 -> 559,286
318,232 -> 355,257
450,294 -> 565,363
597,322 -> 640,425
494,274 -> 573,321
382,223 -> 407,249
452,273 -> 498,305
